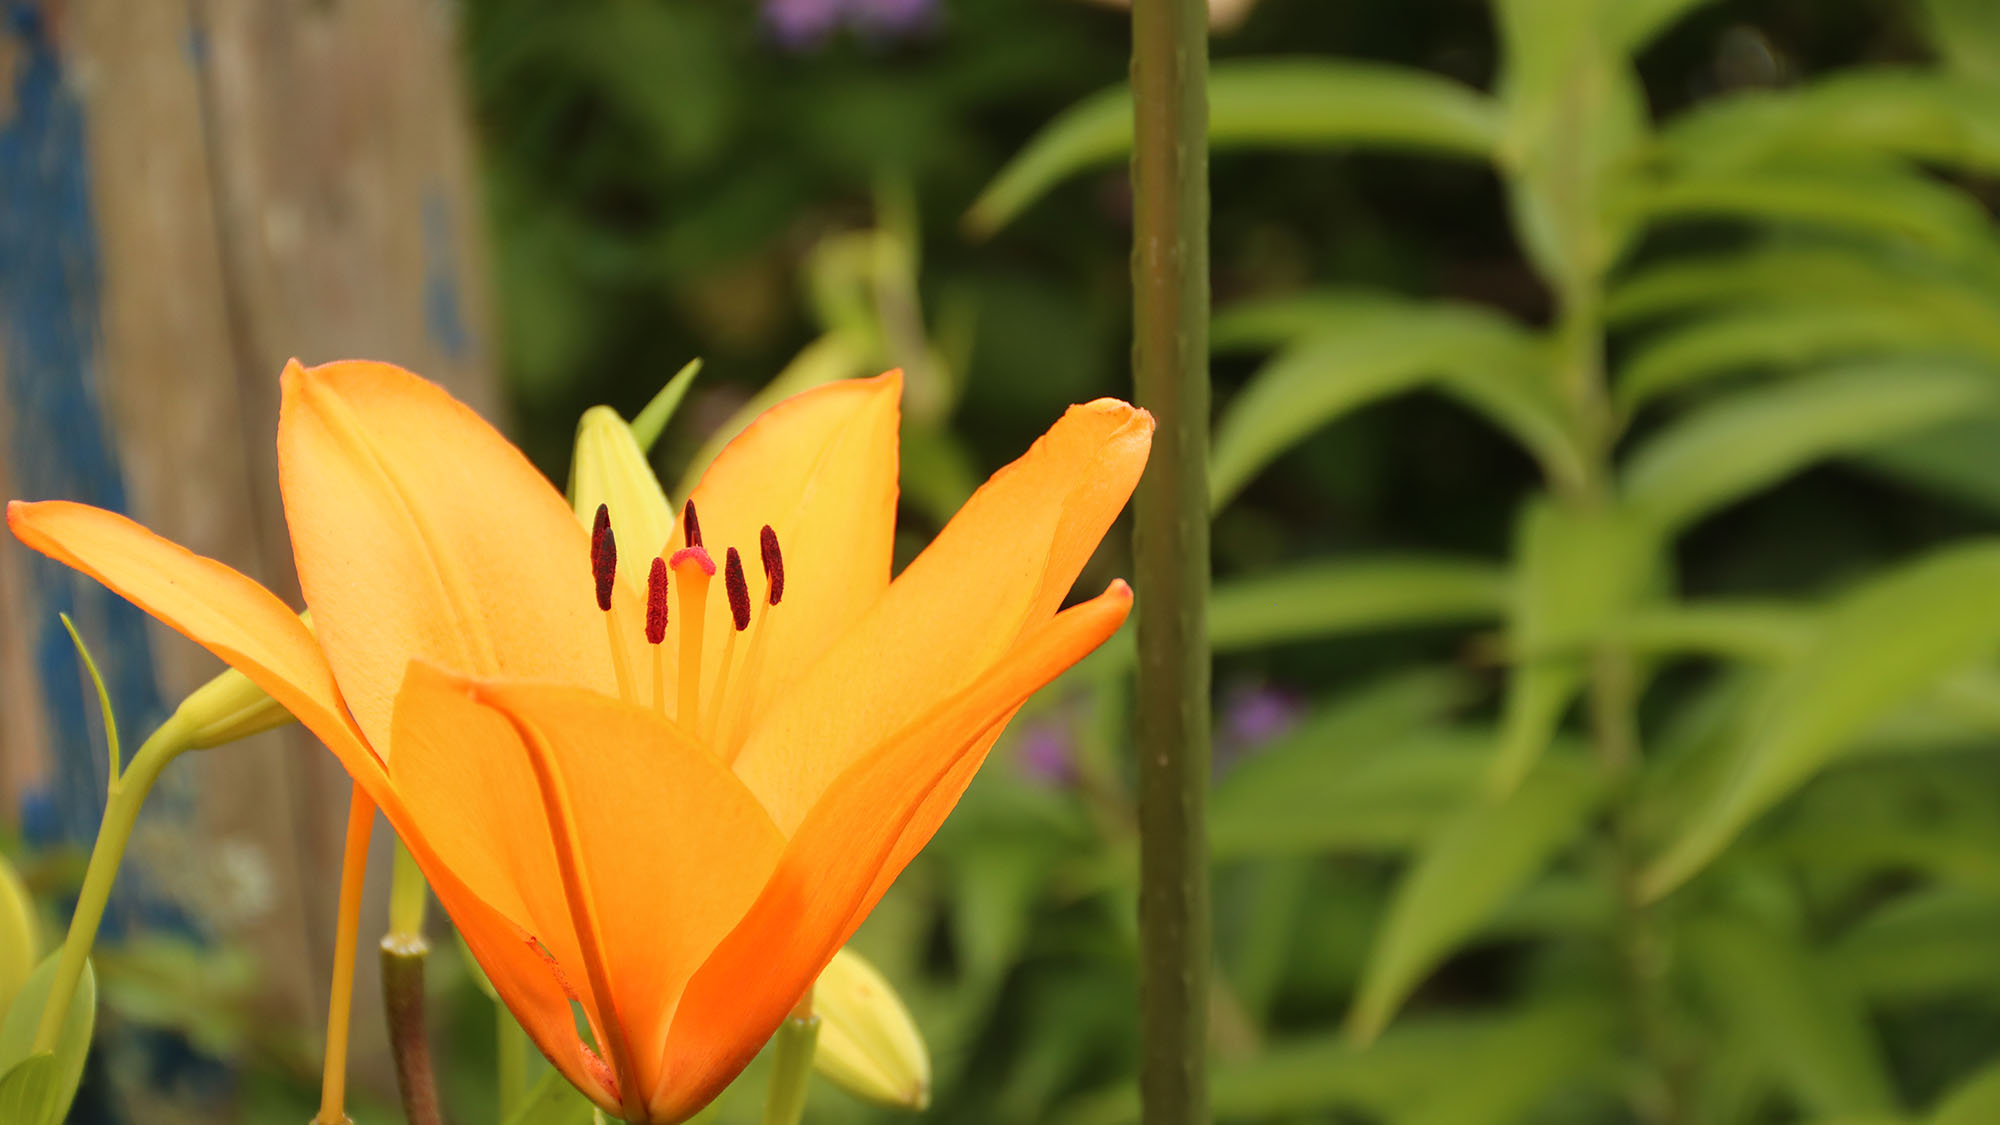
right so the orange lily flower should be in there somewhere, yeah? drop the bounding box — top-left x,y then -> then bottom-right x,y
8,360 -> 1150,1122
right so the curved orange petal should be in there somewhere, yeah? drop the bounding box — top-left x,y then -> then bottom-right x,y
5,500 -> 385,793
731,398 -> 1151,833
462,680 -> 787,1068
278,359 -> 642,748
653,583 -> 1132,1119
669,372 -> 901,756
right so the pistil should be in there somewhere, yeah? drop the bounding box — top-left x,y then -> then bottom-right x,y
671,502 -> 715,727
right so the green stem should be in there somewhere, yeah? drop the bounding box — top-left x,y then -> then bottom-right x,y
497,1003 -> 528,1122
384,840 -> 442,1125
1130,0 -> 1212,1119
760,1014 -> 821,1125
32,711 -> 194,1053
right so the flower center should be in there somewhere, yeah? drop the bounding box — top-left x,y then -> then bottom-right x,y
589,501 -> 785,739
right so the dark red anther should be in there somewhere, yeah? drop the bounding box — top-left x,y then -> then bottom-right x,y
682,500 -> 703,549
759,524 -> 785,606
589,503 -> 617,612
645,557 -> 669,644
725,547 -> 752,632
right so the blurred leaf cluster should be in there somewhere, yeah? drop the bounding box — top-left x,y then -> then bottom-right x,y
468,0 -> 2000,1122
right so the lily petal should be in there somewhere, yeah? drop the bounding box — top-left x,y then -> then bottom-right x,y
5,500 -> 384,792
674,372 -> 901,754
278,359 -> 639,748
654,582 -> 1132,1118
462,679 -> 788,1066
732,398 -> 1151,832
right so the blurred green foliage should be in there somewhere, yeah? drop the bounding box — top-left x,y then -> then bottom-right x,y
455,0 -> 2000,1122
26,0 -> 2000,1121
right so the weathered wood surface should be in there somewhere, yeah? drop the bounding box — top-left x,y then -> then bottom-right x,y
0,0 -> 495,1115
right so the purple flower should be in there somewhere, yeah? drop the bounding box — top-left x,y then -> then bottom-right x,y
763,0 -> 937,50
1216,683 -> 1304,775
1013,717 -> 1077,787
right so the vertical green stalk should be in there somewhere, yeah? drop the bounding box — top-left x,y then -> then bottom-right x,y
1560,273 -> 1688,1125
497,1005 -> 528,1122
1130,0 -> 1211,1120
383,841 -> 442,1125
32,712 -> 195,1052
760,1013 -> 822,1125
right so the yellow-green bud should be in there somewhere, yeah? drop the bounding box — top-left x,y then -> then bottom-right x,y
569,406 -> 675,570
811,947 -> 931,1110
171,610 -> 312,750
0,852 -> 40,1016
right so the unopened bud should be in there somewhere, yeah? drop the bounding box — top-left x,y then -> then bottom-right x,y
569,406 -> 674,573
811,948 -> 931,1110
174,610 -> 313,749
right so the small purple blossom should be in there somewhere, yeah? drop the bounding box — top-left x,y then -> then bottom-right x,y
1215,683 -> 1304,775
1013,717 -> 1078,788
763,0 -> 937,50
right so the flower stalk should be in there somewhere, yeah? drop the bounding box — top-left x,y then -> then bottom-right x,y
1130,0 -> 1211,1119
384,840 -> 443,1125
761,992 -> 821,1125
31,709 -> 194,1053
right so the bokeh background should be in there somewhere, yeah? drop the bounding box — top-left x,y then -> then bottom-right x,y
8,0 -> 2000,1122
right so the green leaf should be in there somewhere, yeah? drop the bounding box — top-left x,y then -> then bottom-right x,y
1926,0 -> 2000,82
1862,417 -> 2000,516
0,858 -> 36,1021
0,955 -> 95,1125
1615,600 -> 1813,662
57,614 -> 120,785
1607,243 -> 2000,334
505,1067 -> 597,1125
1211,288 -> 1412,352
1211,301 -> 1580,506
1642,542 -> 2000,899
1629,161 -> 1998,256
966,60 -> 1502,236
1213,730 -> 1488,860
1493,0 -> 1650,289
1084,557 -> 1509,676
1346,758 -> 1602,1042
1489,499 -> 1658,794
1402,1001 -> 1619,1125
1621,363 -> 1995,534
1688,917 -> 1900,1118
1657,69 -> 2000,176
1933,1058 -> 2000,1125
1825,889 -> 2000,1002
1616,302 -> 1997,413
628,357 -> 703,452
1612,0 -> 1721,50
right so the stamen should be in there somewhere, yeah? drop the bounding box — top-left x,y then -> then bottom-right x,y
589,504 -> 616,612
646,557 -> 669,715
683,499 -> 704,549
645,558 -> 670,644
760,524 -> 785,606
592,504 -> 635,703
725,548 -> 752,632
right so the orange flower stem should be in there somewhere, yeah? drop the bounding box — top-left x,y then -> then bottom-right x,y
315,789 -> 377,1125
604,613 -> 637,704
1130,0 -> 1211,1119
676,567 -> 711,727
31,709 -> 195,1053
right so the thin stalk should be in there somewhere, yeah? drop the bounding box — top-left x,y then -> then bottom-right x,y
31,711 -> 194,1052
498,1002 -> 529,1121
761,994 -> 821,1125
1130,0 -> 1211,1120
384,840 -> 442,1125
315,791 -> 377,1125
1561,282 -> 1688,1125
